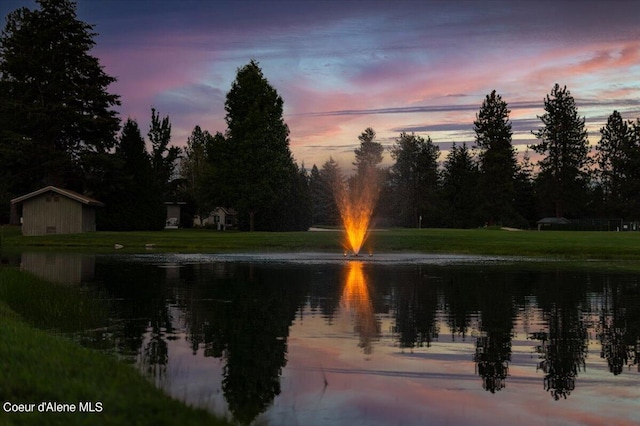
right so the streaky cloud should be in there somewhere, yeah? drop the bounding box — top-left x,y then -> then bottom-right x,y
294,98 -> 640,118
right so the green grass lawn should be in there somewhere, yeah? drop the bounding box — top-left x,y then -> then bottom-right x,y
2,225 -> 640,260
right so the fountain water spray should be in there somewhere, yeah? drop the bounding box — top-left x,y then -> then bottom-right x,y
333,166 -> 380,256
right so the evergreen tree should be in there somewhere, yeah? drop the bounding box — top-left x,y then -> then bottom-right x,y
97,119 -> 165,230
353,127 -> 384,177
441,143 -> 481,228
513,150 -> 537,228
309,164 -> 323,225
316,158 -> 343,226
474,90 -> 518,225
180,125 -> 216,225
148,108 -> 181,199
223,60 -> 295,231
595,111 -> 640,218
264,163 -> 312,231
389,132 -> 440,227
0,0 -> 120,219
628,120 -> 640,219
532,84 -> 590,218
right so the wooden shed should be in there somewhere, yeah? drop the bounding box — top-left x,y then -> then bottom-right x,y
10,186 -> 104,236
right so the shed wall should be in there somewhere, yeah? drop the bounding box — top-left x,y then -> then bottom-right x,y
22,193 -> 84,236
82,205 -> 97,232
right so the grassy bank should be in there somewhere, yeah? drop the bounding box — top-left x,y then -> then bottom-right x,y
2,225 -> 640,260
0,268 -> 232,426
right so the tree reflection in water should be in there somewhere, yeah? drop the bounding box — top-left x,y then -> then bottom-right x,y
531,273 -> 588,400
393,266 -> 440,351
84,258 -> 640,423
596,279 -> 640,375
473,273 -> 516,393
181,264 -> 306,425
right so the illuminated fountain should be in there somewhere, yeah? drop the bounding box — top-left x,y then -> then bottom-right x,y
333,166 -> 380,256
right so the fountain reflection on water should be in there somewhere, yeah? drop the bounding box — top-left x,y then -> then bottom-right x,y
341,261 -> 380,355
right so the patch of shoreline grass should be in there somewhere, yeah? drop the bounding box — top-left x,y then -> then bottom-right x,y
0,268 -> 232,426
3,225 -> 639,261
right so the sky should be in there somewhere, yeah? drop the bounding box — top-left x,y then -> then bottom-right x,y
3,0 -> 640,170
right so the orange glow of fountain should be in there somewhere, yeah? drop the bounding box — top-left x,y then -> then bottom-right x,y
334,167 -> 380,256
341,261 -> 379,354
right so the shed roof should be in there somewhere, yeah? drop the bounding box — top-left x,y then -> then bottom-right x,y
11,186 -> 104,207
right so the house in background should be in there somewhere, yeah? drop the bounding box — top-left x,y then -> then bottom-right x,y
194,207 -> 237,230
10,186 -> 104,236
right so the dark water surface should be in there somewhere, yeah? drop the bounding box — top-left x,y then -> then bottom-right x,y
21,252 -> 640,425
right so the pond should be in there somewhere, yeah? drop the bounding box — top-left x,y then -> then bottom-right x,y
16,252 -> 640,425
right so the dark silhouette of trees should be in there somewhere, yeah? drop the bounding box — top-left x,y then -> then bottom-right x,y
442,273 -> 476,341
177,264 -> 308,425
310,158 -> 343,226
149,108 -> 181,199
532,84 -> 590,218
309,164 -> 324,225
389,132 -> 440,228
394,272 -> 440,350
2,0 -> 640,230
179,126 -> 221,226
96,119 -> 165,230
598,282 -> 633,375
474,90 -> 518,226
473,274 -> 516,393
596,278 -> 640,376
441,143 -> 482,228
262,162 -> 312,231
513,150 -> 537,228
0,0 -> 120,220
532,274 -> 589,400
595,112 -> 640,219
223,60 -> 295,231
353,127 -> 384,178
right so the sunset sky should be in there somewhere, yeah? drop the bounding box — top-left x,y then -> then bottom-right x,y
3,0 -> 640,170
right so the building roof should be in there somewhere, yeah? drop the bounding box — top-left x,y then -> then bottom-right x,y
215,207 -> 237,215
536,217 -> 571,225
10,186 -> 104,207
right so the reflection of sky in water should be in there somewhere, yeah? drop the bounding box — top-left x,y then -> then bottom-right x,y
21,251 -> 637,426
121,258 -> 640,426
152,308 -> 640,425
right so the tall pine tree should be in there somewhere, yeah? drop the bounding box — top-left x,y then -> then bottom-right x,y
223,60 -> 296,231
474,90 -> 518,226
389,132 -> 440,227
441,143 -> 481,228
0,0 -> 120,213
532,84 -> 590,218
148,108 -> 181,199
97,119 -> 165,231
596,112 -> 640,219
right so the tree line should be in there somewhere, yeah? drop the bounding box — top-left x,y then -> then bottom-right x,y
312,87 -> 640,229
100,260 -> 640,419
2,0 -> 639,231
